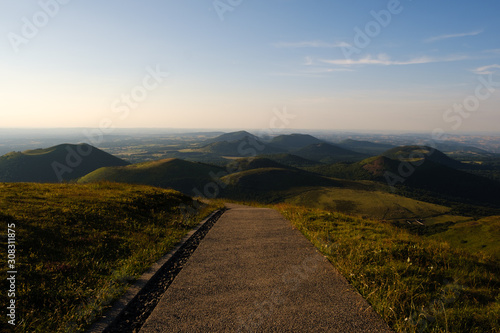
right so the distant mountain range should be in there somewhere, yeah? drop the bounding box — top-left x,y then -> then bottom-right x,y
199,132 -> 367,163
1,132 -> 499,210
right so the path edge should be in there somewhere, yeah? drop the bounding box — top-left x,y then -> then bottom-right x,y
86,209 -> 224,333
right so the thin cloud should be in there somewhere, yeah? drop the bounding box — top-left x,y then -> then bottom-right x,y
305,68 -> 355,73
472,64 -> 500,75
320,54 -> 469,66
484,49 -> 500,55
269,67 -> 354,78
424,30 -> 483,43
273,40 -> 350,48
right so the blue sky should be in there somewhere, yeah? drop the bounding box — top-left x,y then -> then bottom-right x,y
1,0 -> 499,132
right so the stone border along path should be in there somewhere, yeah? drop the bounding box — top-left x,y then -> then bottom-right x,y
87,209 -> 225,333
139,204 -> 393,332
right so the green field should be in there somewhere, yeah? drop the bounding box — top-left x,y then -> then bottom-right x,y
0,182 -> 221,333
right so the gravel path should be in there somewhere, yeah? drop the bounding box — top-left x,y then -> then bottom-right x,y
139,204 -> 393,332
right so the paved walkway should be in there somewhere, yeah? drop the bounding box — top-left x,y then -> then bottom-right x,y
140,204 -> 392,332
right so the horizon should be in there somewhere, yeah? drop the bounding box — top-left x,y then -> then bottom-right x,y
1,1 -> 500,133
1,127 -> 500,135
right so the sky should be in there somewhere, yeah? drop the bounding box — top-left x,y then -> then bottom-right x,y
1,0 -> 500,133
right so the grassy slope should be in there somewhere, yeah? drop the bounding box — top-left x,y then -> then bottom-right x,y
200,138 -> 284,156
382,145 -> 464,169
293,143 -> 366,163
219,161 -> 455,222
0,182 -> 222,333
310,153 -> 500,209
78,158 -> 225,195
202,130 -> 257,145
0,144 -> 128,182
429,216 -> 500,260
284,186 -> 451,221
219,167 -> 340,202
261,153 -> 322,168
276,204 -> 500,332
269,134 -> 324,151
225,157 -> 295,172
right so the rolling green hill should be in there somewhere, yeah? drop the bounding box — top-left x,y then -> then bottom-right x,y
429,215 -> 500,259
393,159 -> 500,207
382,145 -> 465,169
220,167 -> 339,200
78,158 -> 225,195
0,143 -> 129,182
220,158 -> 460,222
151,150 -> 229,166
270,133 -> 324,151
293,143 -> 366,163
360,153 -> 500,207
202,130 -> 259,145
199,138 -> 285,156
305,156 -> 392,180
261,153 -> 323,168
359,155 -> 402,177
308,148 -> 500,208
226,157 -> 296,172
283,185 -> 451,220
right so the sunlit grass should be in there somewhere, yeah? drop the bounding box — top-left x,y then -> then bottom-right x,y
283,186 -> 450,220
429,216 -> 500,260
0,182 -> 222,333
275,204 -> 500,332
